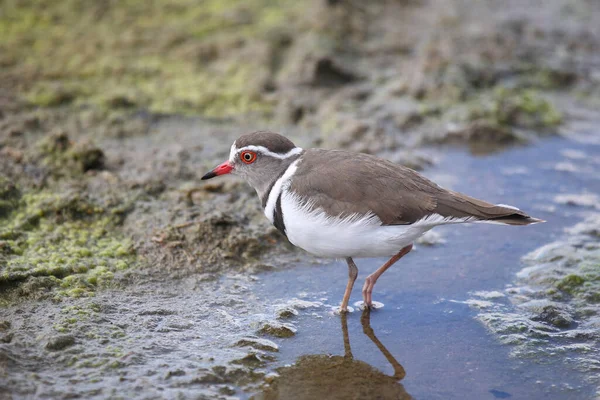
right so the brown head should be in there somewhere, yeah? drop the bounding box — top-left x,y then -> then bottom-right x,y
202,131 -> 304,204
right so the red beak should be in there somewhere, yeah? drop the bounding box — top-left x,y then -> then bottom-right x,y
201,161 -> 233,180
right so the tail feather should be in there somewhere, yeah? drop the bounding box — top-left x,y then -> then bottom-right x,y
435,190 -> 545,226
486,214 -> 545,226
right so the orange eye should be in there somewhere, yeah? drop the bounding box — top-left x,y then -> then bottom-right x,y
240,151 -> 257,164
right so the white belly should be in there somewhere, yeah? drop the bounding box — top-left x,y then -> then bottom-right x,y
278,190 -> 434,258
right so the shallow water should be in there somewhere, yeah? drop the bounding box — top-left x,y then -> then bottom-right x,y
249,135 -> 600,400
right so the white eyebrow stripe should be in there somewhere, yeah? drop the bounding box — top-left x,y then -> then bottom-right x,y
231,145 -> 304,161
229,143 -> 238,162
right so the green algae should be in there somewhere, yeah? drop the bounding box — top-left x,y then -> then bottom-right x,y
466,87 -> 562,129
556,274 -> 586,294
0,113 -> 136,304
52,303 -> 101,333
0,0 -> 300,117
552,262 -> 600,302
0,189 -> 135,298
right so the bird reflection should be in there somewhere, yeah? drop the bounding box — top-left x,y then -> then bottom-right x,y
256,309 -> 412,400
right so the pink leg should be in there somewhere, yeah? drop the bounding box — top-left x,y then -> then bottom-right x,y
362,244 -> 413,308
340,257 -> 358,312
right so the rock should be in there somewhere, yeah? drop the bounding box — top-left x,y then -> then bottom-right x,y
276,306 -> 299,319
0,332 -> 13,343
310,58 -> 358,87
232,352 -> 266,367
258,321 -> 296,338
0,320 -> 13,343
520,300 -> 574,328
554,193 -> 600,209
103,93 -> 138,109
164,369 -> 186,379
45,335 -> 76,351
235,337 -> 279,352
72,142 -> 105,172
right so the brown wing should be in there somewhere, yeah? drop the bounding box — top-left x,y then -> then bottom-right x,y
289,149 -> 541,226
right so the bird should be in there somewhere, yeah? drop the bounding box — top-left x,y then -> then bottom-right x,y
202,131 -> 543,312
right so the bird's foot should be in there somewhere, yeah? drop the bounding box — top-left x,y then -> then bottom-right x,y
354,301 -> 384,311
333,305 -> 354,314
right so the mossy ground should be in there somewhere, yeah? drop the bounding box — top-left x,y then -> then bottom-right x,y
0,187 -> 135,299
464,87 -> 562,130
0,0 -> 300,117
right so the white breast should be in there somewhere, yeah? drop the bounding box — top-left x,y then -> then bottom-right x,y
280,190 -> 444,258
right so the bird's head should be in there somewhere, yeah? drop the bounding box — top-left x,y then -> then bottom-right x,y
202,131 -> 303,198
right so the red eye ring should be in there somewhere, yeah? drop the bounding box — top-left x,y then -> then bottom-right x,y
240,151 -> 257,164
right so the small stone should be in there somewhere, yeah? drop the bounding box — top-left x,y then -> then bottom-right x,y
310,57 -> 358,87
219,386 -> 236,396
72,141 -> 105,172
232,352 -> 265,367
45,335 -> 75,351
1,332 -> 13,343
104,93 -> 138,109
521,300 -> 574,328
258,322 -> 296,338
165,369 -> 186,379
276,306 -> 299,319
554,193 -> 599,209
235,337 -> 279,352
